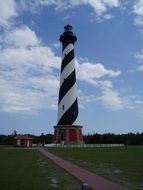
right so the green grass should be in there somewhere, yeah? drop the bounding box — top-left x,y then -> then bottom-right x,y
0,149 -> 82,190
48,146 -> 143,190
0,145 -> 13,148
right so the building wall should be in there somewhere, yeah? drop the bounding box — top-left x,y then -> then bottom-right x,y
15,139 -> 33,148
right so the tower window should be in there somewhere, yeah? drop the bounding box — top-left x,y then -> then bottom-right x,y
63,105 -> 65,110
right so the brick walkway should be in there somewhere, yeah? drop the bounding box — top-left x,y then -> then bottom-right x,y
38,148 -> 127,190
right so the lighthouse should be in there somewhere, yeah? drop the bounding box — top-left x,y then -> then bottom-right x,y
54,25 -> 84,145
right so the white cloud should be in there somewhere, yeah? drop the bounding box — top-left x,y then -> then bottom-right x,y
75,59 -> 124,110
97,87 -> 126,110
78,90 -> 97,109
18,0 -> 120,20
97,80 -> 113,88
0,46 -> 60,71
133,0 -> 143,16
18,0 -> 57,13
63,14 -> 74,21
0,0 -> 17,27
134,17 -> 143,26
135,50 -> 143,72
127,95 -> 143,113
84,0 -> 119,16
137,65 -> 143,72
133,1 -> 143,28
135,50 -> 143,60
135,100 -> 143,104
51,42 -> 61,49
4,26 -> 40,47
77,61 -> 121,81
0,26 -> 61,114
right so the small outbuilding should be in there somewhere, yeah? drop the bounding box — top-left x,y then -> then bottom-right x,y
14,135 -> 33,148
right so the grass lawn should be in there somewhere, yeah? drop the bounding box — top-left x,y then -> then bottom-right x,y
48,146 -> 143,190
0,149 -> 82,190
0,145 -> 13,148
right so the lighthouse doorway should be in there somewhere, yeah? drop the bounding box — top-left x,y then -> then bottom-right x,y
61,133 -> 64,140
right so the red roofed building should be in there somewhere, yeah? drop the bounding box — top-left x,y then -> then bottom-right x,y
14,135 -> 33,148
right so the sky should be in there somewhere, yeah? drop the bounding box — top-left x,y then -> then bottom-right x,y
0,0 -> 143,135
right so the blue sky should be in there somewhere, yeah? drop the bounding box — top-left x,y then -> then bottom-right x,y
0,0 -> 143,135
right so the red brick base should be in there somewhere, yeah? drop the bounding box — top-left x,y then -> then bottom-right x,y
53,125 -> 84,145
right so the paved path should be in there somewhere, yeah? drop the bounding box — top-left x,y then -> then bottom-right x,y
38,148 -> 127,190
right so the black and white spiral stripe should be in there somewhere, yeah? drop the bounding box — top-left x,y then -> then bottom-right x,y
57,43 -> 78,125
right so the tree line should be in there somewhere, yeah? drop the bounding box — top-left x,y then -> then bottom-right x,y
0,132 -> 143,146
83,133 -> 143,145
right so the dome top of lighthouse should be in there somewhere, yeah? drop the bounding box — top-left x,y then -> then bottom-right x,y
64,24 -> 72,32
60,24 -> 77,45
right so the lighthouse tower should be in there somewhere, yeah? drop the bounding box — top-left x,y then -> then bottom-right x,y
54,25 -> 84,145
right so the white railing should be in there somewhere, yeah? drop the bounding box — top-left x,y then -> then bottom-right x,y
44,143 -> 124,148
